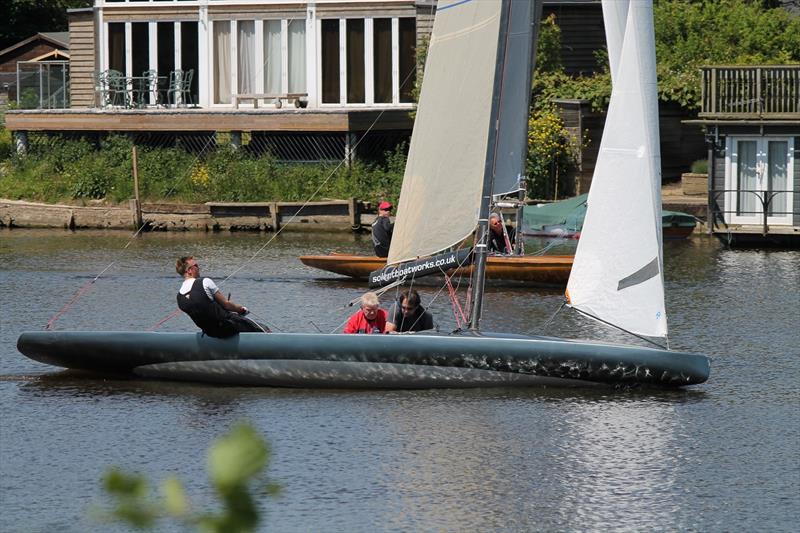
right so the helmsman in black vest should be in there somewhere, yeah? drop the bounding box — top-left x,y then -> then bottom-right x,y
175,256 -> 269,338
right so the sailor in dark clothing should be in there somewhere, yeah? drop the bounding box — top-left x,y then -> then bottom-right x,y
371,201 -> 394,258
386,289 -> 435,333
488,212 -> 516,254
175,256 -> 269,338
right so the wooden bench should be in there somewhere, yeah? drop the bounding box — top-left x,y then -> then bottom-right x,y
232,93 -> 308,109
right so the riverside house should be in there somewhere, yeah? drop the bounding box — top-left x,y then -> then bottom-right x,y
5,0 -> 436,162
687,65 -> 800,247
4,0 -> 617,165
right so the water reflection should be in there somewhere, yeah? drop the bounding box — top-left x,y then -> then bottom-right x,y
2,230 -> 799,531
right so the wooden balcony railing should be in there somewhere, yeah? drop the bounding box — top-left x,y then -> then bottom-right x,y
700,66 -> 800,119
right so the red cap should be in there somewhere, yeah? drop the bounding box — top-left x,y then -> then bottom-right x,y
378,201 -> 393,210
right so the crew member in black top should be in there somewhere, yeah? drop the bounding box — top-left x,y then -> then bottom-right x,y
488,212 -> 516,254
386,289 -> 435,333
175,256 -> 269,338
371,201 -> 394,258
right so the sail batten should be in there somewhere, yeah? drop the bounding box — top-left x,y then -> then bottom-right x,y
566,0 -> 668,339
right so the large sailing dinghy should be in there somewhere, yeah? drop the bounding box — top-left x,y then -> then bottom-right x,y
17,0 -> 709,388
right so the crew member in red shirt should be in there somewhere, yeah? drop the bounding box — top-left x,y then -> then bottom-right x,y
343,291 -> 387,334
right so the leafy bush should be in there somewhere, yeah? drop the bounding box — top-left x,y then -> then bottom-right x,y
0,133 -> 407,205
0,123 -> 12,161
690,159 -> 708,174
527,107 -> 581,199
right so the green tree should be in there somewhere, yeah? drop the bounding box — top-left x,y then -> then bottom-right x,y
532,0 -> 800,111
1,0 -> 91,50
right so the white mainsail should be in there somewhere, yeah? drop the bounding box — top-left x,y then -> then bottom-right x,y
566,0 -> 667,338
387,0 -> 503,266
602,0 -> 629,82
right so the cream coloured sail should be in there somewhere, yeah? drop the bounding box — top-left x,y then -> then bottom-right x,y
566,0 -> 667,338
387,0 -> 503,265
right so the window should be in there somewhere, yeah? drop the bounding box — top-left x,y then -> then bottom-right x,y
346,19 -> 365,103
264,20 -> 282,95
181,22 -> 199,103
213,21 -> 231,104
288,19 -> 306,94
727,137 -> 794,225
373,19 -> 392,104
237,20 -> 256,94
321,16 -> 417,106
321,19 -> 340,103
131,22 -> 149,77
107,23 -> 125,73
398,18 -> 416,103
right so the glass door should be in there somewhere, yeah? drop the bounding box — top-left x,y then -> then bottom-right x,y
727,138 -> 794,225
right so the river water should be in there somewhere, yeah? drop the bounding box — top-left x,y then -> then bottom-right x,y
1,229 -> 798,532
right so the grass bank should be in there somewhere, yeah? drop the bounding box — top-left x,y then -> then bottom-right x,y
0,131 -> 405,206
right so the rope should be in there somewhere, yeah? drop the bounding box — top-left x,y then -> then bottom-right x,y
44,135 -> 217,330
147,308 -> 182,331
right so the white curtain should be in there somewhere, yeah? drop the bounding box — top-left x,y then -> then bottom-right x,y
768,141 -> 788,216
737,141 -> 757,215
214,21 -> 231,104
288,19 -> 306,94
264,20 -> 282,95
237,20 -> 256,94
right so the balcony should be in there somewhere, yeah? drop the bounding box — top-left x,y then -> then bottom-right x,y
700,66 -> 800,120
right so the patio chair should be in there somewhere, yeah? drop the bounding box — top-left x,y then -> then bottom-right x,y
137,69 -> 159,107
167,69 -> 184,107
180,69 -> 194,107
94,70 -> 111,107
107,69 -> 129,107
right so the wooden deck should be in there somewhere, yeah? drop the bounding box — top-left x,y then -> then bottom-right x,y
3,107 -> 415,133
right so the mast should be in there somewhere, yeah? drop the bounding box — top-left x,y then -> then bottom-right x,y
469,0 -> 512,331
469,0 -> 540,329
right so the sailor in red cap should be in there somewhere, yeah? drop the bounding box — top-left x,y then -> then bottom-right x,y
372,201 -> 394,257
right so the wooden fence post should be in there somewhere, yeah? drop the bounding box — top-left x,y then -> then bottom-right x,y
348,197 -> 360,230
131,145 -> 143,229
270,202 -> 280,232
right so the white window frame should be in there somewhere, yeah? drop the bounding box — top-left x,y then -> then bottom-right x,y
212,17 -> 307,108
317,16 -> 411,108
725,136 -> 795,226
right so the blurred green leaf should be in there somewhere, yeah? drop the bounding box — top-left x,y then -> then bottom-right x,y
208,424 -> 268,492
161,476 -> 189,517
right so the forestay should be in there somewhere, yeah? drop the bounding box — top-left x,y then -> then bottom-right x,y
566,0 -> 667,338
387,0 -> 503,266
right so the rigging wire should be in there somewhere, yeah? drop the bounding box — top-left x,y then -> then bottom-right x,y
46,135 -> 217,330
568,305 -> 669,350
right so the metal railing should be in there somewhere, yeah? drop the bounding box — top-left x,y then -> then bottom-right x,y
16,61 -> 70,109
700,66 -> 800,118
709,188 -> 796,236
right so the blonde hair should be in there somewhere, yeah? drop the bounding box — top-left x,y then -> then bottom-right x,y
176,256 -> 194,276
361,291 -> 380,308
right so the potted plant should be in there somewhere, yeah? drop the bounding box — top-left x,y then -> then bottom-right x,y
681,159 -> 708,195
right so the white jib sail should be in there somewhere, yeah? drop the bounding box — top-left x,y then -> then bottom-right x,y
566,0 -> 667,338
387,0 -> 503,266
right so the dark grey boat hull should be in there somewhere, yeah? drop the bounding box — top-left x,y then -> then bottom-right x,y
17,331 -> 710,388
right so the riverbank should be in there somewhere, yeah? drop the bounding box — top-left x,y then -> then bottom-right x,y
1,182 -> 710,232
0,197 -> 375,232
